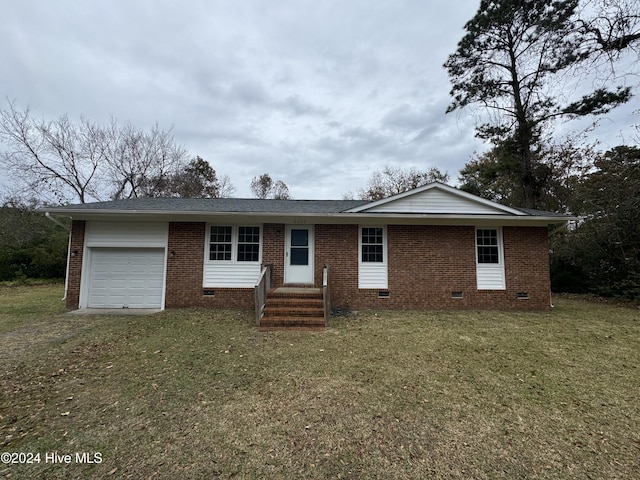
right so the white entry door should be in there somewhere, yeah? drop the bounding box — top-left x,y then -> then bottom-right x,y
284,225 -> 314,285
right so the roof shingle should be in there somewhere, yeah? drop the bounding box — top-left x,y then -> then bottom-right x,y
45,197 -> 369,214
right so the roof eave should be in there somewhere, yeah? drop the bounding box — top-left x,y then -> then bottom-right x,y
42,208 -> 574,225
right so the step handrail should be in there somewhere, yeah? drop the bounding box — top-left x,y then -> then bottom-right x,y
254,264 -> 272,325
322,264 -> 330,325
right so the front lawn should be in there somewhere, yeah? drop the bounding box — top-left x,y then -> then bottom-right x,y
1,285 -> 639,479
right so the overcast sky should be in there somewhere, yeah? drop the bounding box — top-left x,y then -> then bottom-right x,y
1,0 -> 637,200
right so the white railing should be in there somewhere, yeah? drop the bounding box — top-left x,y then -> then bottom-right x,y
322,265 -> 330,325
254,264 -> 272,325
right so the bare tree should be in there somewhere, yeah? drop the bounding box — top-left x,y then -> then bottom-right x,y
0,101 -> 192,204
271,180 -> 291,200
250,173 -> 291,199
0,101 -> 104,203
144,156 -> 236,198
100,120 -> 189,199
356,165 -> 449,201
217,173 -> 236,198
578,0 -> 640,59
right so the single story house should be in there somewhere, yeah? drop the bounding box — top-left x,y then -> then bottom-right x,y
43,182 -> 571,328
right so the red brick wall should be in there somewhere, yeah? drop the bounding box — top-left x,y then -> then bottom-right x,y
66,220 -> 85,310
386,225 -> 478,309
262,223 -> 285,287
72,221 -> 550,312
503,226 -> 551,309
165,222 -> 254,309
315,224 -> 359,307
315,224 -> 551,311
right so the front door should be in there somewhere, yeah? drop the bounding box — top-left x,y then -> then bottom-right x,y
284,225 -> 314,284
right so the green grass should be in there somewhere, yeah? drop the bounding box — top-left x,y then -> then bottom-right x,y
0,284 -> 67,332
1,285 -> 639,479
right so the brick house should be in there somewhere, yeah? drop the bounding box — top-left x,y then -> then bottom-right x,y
44,183 -> 570,328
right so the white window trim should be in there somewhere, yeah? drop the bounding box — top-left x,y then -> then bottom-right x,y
205,224 -> 263,264
358,225 -> 388,289
359,225 -> 388,266
475,227 -> 504,266
475,226 -> 506,290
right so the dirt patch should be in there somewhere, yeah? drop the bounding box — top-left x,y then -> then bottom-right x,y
0,318 -> 93,363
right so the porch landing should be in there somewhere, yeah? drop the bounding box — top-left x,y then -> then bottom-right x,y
272,286 -> 321,295
259,287 -> 326,331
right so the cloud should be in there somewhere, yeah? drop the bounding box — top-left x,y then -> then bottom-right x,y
276,95 -> 329,117
228,80 -> 270,106
1,0 -> 635,201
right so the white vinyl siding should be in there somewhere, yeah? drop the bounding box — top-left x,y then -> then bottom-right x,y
476,227 -> 506,290
85,221 -> 168,247
358,226 -> 388,289
364,188 -> 509,214
203,263 -> 262,288
204,224 -> 262,288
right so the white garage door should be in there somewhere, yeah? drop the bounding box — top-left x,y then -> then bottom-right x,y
87,248 -> 165,308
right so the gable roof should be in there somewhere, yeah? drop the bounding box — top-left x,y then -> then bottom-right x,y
345,182 -> 525,215
41,182 -> 572,225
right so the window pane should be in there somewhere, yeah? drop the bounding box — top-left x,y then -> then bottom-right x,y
237,244 -> 259,262
210,226 -> 232,261
476,229 -> 499,264
210,243 -> 231,261
361,227 -> 384,263
291,229 -> 308,246
237,226 -> 260,262
211,226 -> 232,243
362,245 -> 383,263
238,226 -> 260,243
290,247 -> 308,265
362,227 -> 383,244
477,229 -> 497,246
477,246 -> 499,264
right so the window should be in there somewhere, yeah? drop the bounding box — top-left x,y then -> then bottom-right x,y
289,228 -> 309,266
209,226 -> 232,261
476,229 -> 500,264
361,227 -> 384,263
475,227 -> 505,290
209,225 -> 260,262
237,226 -> 260,262
359,226 -> 388,289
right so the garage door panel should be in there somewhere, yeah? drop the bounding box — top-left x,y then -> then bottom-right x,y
148,265 -> 164,275
87,248 -> 165,308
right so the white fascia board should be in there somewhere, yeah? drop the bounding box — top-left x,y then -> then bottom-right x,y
46,209 -> 573,227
